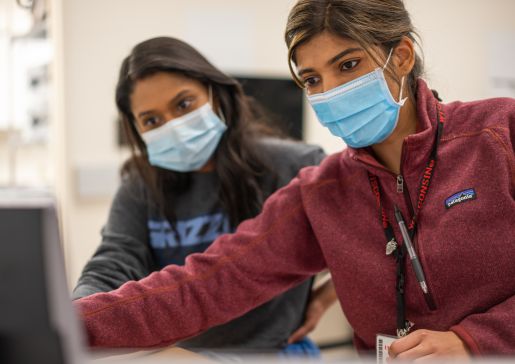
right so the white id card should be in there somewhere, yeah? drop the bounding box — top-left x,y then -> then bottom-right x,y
376,333 -> 398,364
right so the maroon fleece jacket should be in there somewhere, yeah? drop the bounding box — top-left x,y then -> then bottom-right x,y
75,80 -> 515,355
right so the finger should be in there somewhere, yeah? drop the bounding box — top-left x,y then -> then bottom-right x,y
389,331 -> 425,358
414,354 -> 437,362
395,343 -> 433,361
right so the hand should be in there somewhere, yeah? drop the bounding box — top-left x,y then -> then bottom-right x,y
388,329 -> 470,362
288,277 -> 338,344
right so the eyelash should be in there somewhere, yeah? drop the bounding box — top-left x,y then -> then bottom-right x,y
303,76 -> 320,88
141,96 -> 196,127
143,116 -> 160,126
340,59 -> 360,71
177,97 -> 194,111
302,58 -> 361,88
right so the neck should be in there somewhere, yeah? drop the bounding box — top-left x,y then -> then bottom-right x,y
197,158 -> 215,173
371,98 -> 418,175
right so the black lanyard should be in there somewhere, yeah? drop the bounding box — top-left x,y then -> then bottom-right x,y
368,103 -> 444,336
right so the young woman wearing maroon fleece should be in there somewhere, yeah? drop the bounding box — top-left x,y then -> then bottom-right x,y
75,0 -> 515,360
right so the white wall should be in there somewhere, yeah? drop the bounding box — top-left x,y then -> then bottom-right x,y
51,0 -> 515,347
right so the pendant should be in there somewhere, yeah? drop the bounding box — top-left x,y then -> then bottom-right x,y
385,238 -> 397,255
396,321 -> 414,338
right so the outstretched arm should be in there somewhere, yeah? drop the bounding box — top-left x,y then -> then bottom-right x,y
74,174 -> 327,348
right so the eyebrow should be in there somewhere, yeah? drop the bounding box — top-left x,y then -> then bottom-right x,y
297,47 -> 364,77
136,89 -> 191,119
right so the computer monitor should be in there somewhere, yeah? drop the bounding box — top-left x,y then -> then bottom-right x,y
235,76 -> 304,140
0,189 -> 85,364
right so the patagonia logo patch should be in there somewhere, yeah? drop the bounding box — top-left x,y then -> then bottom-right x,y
445,188 -> 477,209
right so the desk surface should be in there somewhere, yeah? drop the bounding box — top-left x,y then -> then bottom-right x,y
90,346 -> 214,363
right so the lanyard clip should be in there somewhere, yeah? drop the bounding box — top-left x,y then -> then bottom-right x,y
396,321 -> 414,337
396,175 -> 404,193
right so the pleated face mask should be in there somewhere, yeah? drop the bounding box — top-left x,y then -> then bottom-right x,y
307,49 -> 406,148
141,101 -> 227,172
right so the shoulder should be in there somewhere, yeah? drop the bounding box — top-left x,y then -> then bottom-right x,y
444,97 -> 515,133
443,97 -> 515,157
114,165 -> 150,205
255,137 -> 326,170
296,150 -> 345,187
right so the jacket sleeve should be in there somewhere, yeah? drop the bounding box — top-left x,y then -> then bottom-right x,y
450,294 -> 515,355
449,102 -> 515,355
73,174 -> 327,348
72,177 -> 155,300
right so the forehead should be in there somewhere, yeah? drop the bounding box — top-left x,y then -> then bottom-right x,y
130,72 -> 205,111
294,32 -> 361,69
132,72 -> 203,98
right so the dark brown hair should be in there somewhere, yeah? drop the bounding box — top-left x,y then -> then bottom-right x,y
285,0 -> 429,100
116,36 -> 278,227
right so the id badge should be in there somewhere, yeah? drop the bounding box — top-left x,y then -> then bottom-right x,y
376,333 -> 398,364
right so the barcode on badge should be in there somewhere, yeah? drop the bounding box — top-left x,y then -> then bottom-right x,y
376,334 -> 397,364
377,338 -> 384,363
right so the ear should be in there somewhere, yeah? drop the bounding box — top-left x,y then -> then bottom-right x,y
394,36 -> 416,78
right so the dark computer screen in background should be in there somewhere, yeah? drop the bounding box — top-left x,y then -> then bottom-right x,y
0,191 -> 85,364
235,76 -> 304,140
0,207 -> 64,363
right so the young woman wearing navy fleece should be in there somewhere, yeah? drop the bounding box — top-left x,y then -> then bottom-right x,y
75,0 -> 515,359
72,36 -> 332,355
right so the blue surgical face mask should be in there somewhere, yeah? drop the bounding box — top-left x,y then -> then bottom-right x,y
307,49 -> 406,148
141,100 -> 227,172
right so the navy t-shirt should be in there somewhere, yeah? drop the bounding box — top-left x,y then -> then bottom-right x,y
73,137 -> 326,350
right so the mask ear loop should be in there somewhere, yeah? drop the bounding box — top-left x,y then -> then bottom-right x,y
398,76 -> 407,105
383,48 -> 394,70
383,48 -> 407,106
208,85 -> 227,122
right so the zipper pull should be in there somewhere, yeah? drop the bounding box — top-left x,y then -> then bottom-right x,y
396,175 -> 404,193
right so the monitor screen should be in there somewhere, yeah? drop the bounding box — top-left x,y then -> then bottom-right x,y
0,189 -> 85,364
235,76 -> 304,140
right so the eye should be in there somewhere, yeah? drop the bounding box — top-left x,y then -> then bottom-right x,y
302,76 -> 320,88
143,116 -> 160,127
340,59 -> 360,71
177,97 -> 194,112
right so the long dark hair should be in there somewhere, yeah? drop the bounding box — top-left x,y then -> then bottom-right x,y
116,36 -> 279,227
